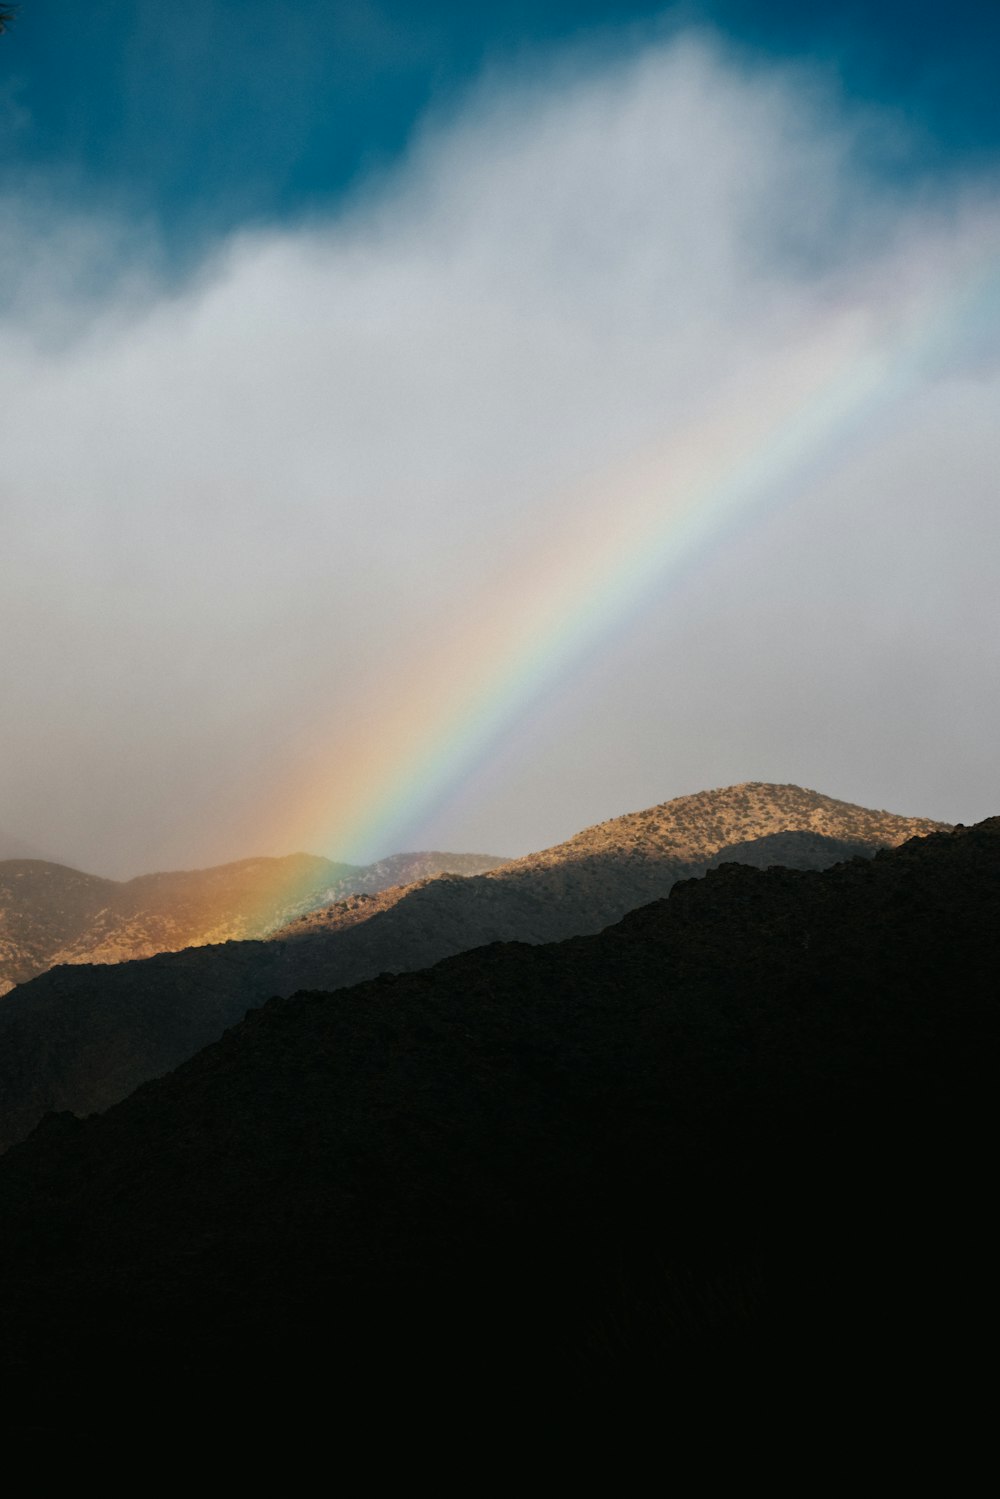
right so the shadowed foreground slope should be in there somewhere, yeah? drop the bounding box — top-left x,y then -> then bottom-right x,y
0,818 -> 994,1401
0,783 -> 941,1149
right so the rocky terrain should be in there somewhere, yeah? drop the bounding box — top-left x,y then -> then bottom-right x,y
0,815 -> 992,1411
317,850 -> 510,901
279,781 -> 940,944
506,778 -> 940,870
0,784 -> 945,1150
0,853 -> 353,996
0,848 -> 507,996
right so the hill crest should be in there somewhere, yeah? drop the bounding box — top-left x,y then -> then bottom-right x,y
0,813 -> 992,1396
0,782 -> 949,1150
0,848 -> 508,995
514,781 -> 943,868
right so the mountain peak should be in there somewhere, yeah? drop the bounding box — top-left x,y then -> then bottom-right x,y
0,784 -> 950,1150
514,781 -> 946,870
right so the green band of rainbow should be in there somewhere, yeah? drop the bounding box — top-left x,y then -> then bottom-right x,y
275,242 -> 1000,864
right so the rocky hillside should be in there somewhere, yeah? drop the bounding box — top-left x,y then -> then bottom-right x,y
0,848 -> 507,996
510,780 -> 941,870
0,785 -> 945,1149
0,816 -> 992,1409
0,853 -> 355,996
319,850 -> 509,901
280,782 -> 941,946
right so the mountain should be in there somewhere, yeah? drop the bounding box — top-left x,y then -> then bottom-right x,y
0,853 -> 356,997
0,848 -> 507,996
0,784 -> 945,1150
278,783 -> 938,946
0,816 -> 993,1408
317,850 -> 510,899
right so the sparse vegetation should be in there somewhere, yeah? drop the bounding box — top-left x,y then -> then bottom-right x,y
0,814 -> 993,1408
0,785 -> 946,1149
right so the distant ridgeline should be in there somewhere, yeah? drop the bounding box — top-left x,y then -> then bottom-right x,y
0,784 -> 946,1151
0,811 -> 993,1406
0,848 -> 509,996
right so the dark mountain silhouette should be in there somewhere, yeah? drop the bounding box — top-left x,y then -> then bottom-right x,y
705,828 -> 874,869
0,785 -> 944,1150
0,848 -> 507,996
0,816 -> 993,1408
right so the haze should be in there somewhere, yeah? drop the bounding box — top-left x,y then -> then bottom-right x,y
2,18 -> 999,876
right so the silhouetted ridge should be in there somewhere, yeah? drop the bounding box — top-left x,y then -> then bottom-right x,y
0,815 -> 993,1402
0,784 -> 945,1149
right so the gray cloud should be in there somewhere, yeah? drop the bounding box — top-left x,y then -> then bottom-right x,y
1,33 -> 998,874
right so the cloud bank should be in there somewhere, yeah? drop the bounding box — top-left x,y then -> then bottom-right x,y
1,32 -> 999,874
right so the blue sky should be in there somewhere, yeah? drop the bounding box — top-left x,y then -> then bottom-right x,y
4,1 -> 1000,255
2,6 -> 1000,873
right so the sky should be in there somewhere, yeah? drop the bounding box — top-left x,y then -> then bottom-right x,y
1,2 -> 999,875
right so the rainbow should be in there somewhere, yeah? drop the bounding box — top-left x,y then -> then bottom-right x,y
271,241 -> 1000,864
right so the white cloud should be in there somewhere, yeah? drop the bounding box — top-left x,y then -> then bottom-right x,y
1,32 -> 999,873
